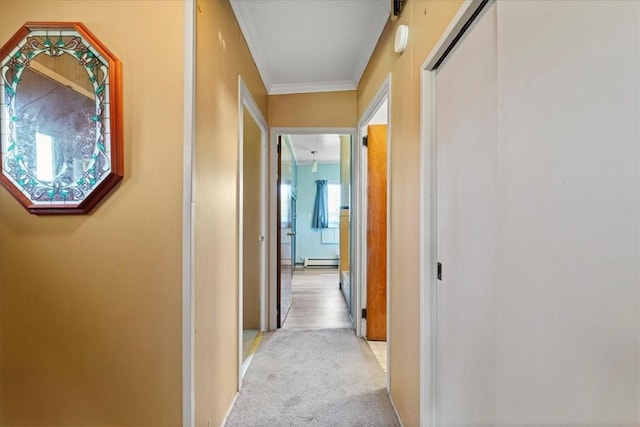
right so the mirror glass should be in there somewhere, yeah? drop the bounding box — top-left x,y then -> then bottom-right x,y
0,23 -> 123,214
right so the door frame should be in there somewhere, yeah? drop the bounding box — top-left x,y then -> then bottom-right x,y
356,74 -> 391,385
269,127 -> 356,331
275,134 -> 294,328
182,0 -> 196,425
238,76 -> 269,389
419,0 -> 493,424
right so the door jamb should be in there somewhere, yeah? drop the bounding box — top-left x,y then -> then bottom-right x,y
269,127 -> 356,331
238,76 -> 269,390
419,0 -> 492,424
356,74 -> 391,387
182,1 -> 195,425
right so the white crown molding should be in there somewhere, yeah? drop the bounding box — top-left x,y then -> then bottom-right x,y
269,80 -> 356,95
231,0 -> 388,96
352,0 -> 390,86
230,0 -> 273,91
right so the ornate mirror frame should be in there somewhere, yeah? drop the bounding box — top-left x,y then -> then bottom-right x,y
0,22 -> 123,214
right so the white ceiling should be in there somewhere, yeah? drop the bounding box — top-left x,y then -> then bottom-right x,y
230,0 -> 391,95
288,134 -> 343,164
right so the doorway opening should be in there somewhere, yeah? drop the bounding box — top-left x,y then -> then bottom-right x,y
356,75 -> 391,378
270,129 -> 356,332
238,77 -> 268,389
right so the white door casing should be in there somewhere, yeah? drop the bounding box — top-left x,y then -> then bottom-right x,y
238,76 -> 269,389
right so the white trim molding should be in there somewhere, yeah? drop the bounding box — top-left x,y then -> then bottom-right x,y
220,392 -> 240,427
182,1 -> 196,425
352,1 -> 391,87
229,0 -> 273,92
388,391 -> 406,427
269,80 -> 356,95
356,73 -> 391,390
238,76 -> 269,390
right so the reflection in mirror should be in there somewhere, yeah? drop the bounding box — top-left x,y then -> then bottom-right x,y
0,23 -> 123,214
16,64 -> 96,187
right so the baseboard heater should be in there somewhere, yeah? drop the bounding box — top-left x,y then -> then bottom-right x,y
303,258 -> 339,268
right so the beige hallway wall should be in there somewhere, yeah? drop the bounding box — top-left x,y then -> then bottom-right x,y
0,1 -> 184,425
269,91 -> 357,128
357,1 -> 464,425
194,0 -> 268,425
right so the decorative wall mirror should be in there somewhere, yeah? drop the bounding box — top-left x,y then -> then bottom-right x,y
0,22 -> 122,214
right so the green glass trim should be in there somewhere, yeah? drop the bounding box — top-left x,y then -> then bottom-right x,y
1,32 -> 112,204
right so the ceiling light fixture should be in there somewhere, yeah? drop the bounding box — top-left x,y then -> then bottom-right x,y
311,150 -> 318,173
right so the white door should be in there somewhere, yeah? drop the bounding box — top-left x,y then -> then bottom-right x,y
435,2 -> 497,424
431,0 -> 640,424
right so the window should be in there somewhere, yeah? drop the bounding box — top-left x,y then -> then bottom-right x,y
328,182 -> 340,228
280,182 -> 292,226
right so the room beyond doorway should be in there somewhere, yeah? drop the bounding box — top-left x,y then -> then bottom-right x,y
270,129 -> 356,331
282,268 -> 351,329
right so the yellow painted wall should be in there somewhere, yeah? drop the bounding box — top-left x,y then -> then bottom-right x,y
243,106 -> 263,331
0,1 -> 184,425
357,2 -> 463,425
269,91 -> 357,128
194,0 -> 267,425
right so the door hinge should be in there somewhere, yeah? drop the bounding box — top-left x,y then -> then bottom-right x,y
437,262 -> 442,281
361,308 -> 367,319
362,136 -> 368,147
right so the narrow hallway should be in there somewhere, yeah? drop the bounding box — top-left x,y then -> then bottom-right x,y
225,328 -> 399,427
226,268 -> 398,426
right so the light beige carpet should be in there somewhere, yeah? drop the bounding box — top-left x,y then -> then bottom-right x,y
225,328 -> 400,427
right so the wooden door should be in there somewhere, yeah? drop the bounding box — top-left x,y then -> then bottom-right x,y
366,124 -> 387,341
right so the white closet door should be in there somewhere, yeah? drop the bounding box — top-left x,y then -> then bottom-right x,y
435,2 -> 497,424
495,1 -> 640,424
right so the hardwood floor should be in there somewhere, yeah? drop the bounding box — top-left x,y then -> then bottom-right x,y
282,267 -> 353,329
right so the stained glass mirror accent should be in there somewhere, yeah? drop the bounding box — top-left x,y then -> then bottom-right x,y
0,22 -> 123,214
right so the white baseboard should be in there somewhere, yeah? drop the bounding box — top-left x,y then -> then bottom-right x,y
219,392 -> 240,427
388,390 -> 405,427
241,353 -> 255,378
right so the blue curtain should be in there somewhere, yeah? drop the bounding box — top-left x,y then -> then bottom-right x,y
312,179 -> 329,229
